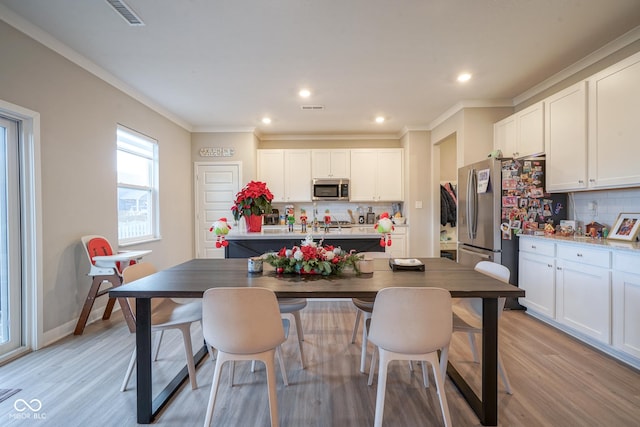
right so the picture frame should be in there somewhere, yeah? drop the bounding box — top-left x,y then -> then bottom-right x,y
608,213 -> 640,241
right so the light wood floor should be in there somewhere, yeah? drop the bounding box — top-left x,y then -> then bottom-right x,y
1,301 -> 639,426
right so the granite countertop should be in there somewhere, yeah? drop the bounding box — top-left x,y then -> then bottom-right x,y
519,233 -> 640,253
225,224 -> 407,240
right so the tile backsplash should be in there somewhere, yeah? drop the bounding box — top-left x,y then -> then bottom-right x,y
271,201 -> 402,225
569,188 -> 640,234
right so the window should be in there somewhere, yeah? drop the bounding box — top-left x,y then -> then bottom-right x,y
117,125 -> 159,245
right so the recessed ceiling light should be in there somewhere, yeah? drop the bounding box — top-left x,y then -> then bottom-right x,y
457,73 -> 472,82
299,89 -> 311,98
262,117 -> 272,124
375,116 -> 385,124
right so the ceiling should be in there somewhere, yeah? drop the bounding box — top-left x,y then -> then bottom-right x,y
1,0 -> 640,137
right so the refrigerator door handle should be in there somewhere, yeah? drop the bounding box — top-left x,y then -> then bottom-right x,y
459,247 -> 492,259
466,168 -> 474,240
469,169 -> 478,239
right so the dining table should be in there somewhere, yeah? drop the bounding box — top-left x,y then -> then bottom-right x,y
109,257 -> 524,426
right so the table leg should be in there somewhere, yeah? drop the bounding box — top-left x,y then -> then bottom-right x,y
481,297 -> 498,426
136,297 -> 153,424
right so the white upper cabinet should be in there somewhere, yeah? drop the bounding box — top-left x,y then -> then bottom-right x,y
284,150 -> 312,202
494,102 -> 544,158
350,149 -> 404,202
545,81 -> 588,191
587,51 -> 640,189
257,149 -> 311,202
311,149 -> 350,179
257,149 -> 286,202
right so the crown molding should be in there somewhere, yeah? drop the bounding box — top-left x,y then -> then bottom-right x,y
192,126 -> 257,134
258,133 -> 400,141
428,99 -> 514,130
0,6 -> 193,132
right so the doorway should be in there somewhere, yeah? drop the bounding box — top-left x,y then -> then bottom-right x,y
194,162 -> 241,259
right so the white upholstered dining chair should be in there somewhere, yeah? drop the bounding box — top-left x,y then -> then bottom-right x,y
452,260 -> 513,394
350,251 -> 389,373
120,262 -> 202,391
367,287 -> 453,427
202,287 -> 288,427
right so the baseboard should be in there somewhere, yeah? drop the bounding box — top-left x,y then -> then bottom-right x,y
43,304 -> 122,347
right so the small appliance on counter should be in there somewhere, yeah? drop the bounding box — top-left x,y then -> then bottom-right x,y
264,209 -> 279,225
366,206 -> 376,224
357,206 -> 365,224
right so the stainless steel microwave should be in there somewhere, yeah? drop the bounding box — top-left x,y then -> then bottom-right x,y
312,178 -> 350,201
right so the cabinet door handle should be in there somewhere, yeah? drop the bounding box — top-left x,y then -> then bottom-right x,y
578,180 -> 584,184
577,253 -> 583,257
531,245 -> 536,249
547,264 -> 553,268
589,179 -> 596,183
557,267 -> 562,270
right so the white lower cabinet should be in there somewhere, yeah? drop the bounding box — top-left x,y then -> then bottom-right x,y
555,260 -> 611,344
385,227 -> 407,258
519,236 -> 640,368
519,248 -> 556,318
612,252 -> 640,359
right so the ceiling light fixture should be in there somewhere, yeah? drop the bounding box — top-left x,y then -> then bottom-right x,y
375,116 -> 385,124
457,73 -> 472,82
262,117 -> 272,124
299,89 -> 311,98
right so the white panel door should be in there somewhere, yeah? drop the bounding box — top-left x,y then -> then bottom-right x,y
195,163 -> 240,259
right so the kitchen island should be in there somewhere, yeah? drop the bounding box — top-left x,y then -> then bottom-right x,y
224,225 -> 393,258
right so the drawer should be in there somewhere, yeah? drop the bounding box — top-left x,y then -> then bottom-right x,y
557,244 -> 610,268
613,251 -> 640,275
519,238 -> 555,257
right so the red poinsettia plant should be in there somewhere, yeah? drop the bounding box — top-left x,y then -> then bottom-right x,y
231,180 -> 274,221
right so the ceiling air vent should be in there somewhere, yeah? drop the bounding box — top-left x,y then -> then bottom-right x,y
300,105 -> 325,111
105,0 -> 145,26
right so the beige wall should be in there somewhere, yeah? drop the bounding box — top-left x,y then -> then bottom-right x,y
192,132 -> 258,184
400,130 -> 433,256
0,21 -> 193,341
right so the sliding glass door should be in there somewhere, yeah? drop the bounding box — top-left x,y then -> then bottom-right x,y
0,115 -> 21,358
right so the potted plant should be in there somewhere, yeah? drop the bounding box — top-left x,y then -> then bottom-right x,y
231,180 -> 274,232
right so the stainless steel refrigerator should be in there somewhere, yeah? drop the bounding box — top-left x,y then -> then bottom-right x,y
457,157 -> 566,307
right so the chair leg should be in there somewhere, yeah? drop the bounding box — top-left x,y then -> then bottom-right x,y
421,361 -> 429,388
428,350 -> 452,427
179,325 -> 198,390
351,309 -> 362,344
120,347 -> 137,392
263,350 -> 280,427
367,346 -> 377,386
373,350 -> 390,427
229,361 -> 235,387
207,344 -> 216,362
360,312 -> 371,373
468,331 -> 480,363
102,297 -> 117,319
276,346 -> 289,386
73,276 -> 105,335
498,352 -> 513,394
153,330 -> 164,361
291,312 -> 305,368
204,354 -> 227,427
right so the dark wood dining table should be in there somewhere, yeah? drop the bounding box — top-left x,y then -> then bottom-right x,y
109,257 -> 524,426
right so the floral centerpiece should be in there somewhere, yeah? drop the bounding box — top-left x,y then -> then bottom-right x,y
231,180 -> 274,232
264,235 -> 363,275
